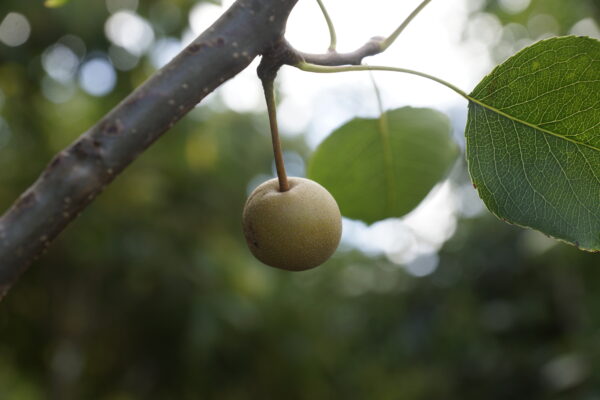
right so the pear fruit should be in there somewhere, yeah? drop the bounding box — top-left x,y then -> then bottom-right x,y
242,177 -> 342,271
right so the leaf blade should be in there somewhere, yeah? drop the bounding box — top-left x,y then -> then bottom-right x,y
308,107 -> 458,224
466,36 -> 600,251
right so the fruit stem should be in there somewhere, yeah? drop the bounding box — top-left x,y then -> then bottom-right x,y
261,78 -> 290,192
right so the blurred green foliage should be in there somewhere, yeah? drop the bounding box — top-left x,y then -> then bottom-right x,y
484,0 -> 599,28
0,0 -> 599,399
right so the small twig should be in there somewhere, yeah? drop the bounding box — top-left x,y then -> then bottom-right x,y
297,37 -> 384,66
291,0 -> 432,67
315,0 -> 337,52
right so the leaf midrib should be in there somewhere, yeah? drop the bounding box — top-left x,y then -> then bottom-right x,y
467,95 -> 600,153
377,113 -> 397,216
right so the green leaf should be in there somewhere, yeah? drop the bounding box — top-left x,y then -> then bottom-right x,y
466,36 -> 600,251
308,107 -> 459,224
44,0 -> 70,7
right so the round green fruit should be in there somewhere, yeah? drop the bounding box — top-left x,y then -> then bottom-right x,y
242,177 -> 342,271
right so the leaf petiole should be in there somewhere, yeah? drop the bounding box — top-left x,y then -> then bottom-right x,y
316,0 -> 337,52
295,61 -> 470,100
380,0 -> 433,51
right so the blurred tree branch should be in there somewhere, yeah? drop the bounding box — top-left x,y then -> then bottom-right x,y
0,0 -> 298,300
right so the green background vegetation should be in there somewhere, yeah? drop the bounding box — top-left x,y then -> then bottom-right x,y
0,0 -> 599,398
